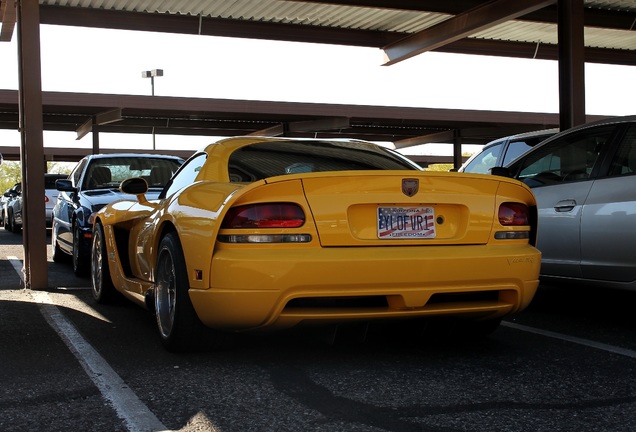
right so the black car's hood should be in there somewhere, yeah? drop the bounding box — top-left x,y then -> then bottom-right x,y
80,188 -> 162,208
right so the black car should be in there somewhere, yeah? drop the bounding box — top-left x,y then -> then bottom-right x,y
52,153 -> 185,276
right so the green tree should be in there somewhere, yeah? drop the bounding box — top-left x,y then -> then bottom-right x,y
47,161 -> 73,175
0,161 -> 73,192
0,161 -> 21,192
426,164 -> 453,172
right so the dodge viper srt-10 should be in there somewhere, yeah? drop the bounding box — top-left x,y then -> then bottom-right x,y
91,137 -> 541,351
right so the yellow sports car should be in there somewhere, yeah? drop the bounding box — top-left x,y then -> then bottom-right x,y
91,137 -> 541,351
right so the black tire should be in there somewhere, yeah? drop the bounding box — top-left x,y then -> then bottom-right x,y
9,210 -> 21,234
91,222 -> 118,303
4,209 -> 11,231
154,232 -> 206,352
72,223 -> 89,276
51,226 -> 67,263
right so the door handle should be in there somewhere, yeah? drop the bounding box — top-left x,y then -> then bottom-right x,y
554,199 -> 576,212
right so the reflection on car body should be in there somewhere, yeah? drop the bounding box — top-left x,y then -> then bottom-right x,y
51,153 -> 185,276
90,137 -> 541,352
503,115 -> 636,290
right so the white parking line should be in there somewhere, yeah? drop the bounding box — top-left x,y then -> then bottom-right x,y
8,256 -> 170,432
503,321 -> 636,359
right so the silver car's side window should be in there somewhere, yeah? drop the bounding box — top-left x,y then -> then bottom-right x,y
502,135 -> 551,166
517,126 -> 614,187
463,141 -> 504,173
162,153 -> 207,198
608,126 -> 636,177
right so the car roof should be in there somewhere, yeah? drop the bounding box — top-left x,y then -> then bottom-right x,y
504,115 -> 636,169
505,128 -> 559,140
481,128 -> 559,149
83,153 -> 185,161
515,115 -> 636,150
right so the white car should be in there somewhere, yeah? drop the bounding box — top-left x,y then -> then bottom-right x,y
45,174 -> 68,226
3,174 -> 68,233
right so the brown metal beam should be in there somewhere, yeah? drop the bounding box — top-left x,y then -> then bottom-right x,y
0,0 -> 17,41
394,130 -> 455,149
287,117 -> 350,133
17,0 -> 48,290
0,89 -> 610,149
558,0 -> 586,130
76,108 -> 122,142
249,124 -> 286,136
0,145 -> 194,162
382,0 -> 557,65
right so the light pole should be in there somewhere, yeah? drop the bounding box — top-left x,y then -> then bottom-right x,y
142,69 -> 163,149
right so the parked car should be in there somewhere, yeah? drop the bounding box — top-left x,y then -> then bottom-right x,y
52,153 -> 185,276
0,193 -> 6,226
3,182 -> 22,234
2,174 -> 68,233
500,115 -> 636,290
90,137 -> 541,351
45,174 -> 68,226
2,183 -> 20,232
0,186 -> 16,226
459,128 -> 558,174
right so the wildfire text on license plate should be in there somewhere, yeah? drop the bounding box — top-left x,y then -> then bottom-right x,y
377,206 -> 436,239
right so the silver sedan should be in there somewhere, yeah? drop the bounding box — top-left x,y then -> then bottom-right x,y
504,115 -> 636,290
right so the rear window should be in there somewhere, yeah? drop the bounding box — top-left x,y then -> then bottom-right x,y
227,140 -> 419,182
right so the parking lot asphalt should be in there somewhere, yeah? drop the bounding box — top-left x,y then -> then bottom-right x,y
3,227 -> 636,432
0,229 -> 89,290
0,229 -> 128,431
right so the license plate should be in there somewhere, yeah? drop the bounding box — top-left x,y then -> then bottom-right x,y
377,206 -> 436,239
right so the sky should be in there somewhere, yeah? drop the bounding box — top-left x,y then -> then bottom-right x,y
0,24 -> 634,157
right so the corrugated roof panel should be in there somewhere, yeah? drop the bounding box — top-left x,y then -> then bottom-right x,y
37,0 -> 636,54
475,21 -> 558,45
585,27 -> 636,50
586,0 -> 636,11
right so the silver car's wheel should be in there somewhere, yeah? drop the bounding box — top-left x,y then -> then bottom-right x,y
154,232 -> 204,352
91,223 -> 117,303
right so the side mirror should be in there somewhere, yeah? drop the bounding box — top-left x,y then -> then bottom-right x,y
490,167 -> 513,178
56,179 -> 76,192
121,177 -> 149,195
121,177 -> 149,205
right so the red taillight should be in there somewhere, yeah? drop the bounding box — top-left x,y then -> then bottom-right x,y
44,196 -> 49,203
498,203 -> 529,226
222,203 -> 305,228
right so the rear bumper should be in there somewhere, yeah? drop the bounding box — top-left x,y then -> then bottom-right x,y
189,244 -> 541,331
